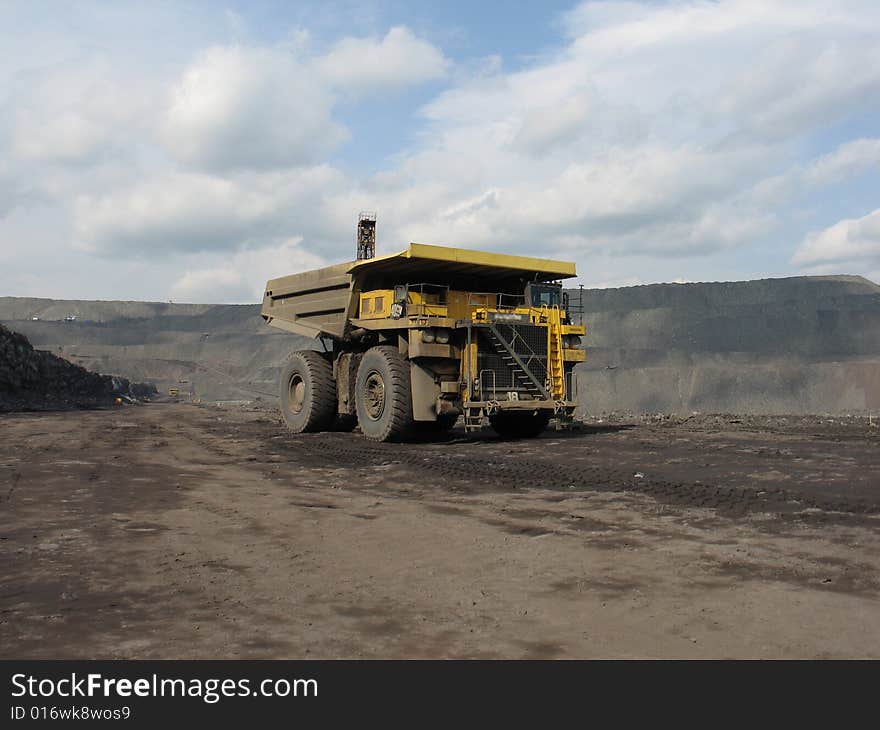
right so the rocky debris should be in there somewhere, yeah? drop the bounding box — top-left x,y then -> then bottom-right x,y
0,324 -> 156,411
580,411 -> 880,442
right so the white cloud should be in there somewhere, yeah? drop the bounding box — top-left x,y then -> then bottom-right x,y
316,26 -> 449,94
14,111 -> 105,164
794,208 -> 880,267
715,36 -> 880,140
73,166 -> 344,255
381,94 -> 781,257
10,60 -> 156,165
161,45 -> 348,171
368,0 -> 880,268
4,2 -> 880,301
803,138 -> 880,186
513,91 -> 593,155
0,162 -> 18,218
563,0 -> 806,46
169,238 -> 327,303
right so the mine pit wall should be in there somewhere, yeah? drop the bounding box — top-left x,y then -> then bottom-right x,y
3,272 -> 880,415
0,298 -> 311,403
569,275 -> 880,415
575,358 -> 880,415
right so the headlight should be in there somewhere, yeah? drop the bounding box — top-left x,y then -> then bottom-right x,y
434,328 -> 450,344
421,328 -> 436,343
564,335 -> 582,349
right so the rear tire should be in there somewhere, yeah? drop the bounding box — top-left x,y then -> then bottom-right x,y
279,350 -> 337,433
355,346 -> 415,442
489,410 -> 551,439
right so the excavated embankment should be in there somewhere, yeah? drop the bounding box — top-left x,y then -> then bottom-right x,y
2,273 -> 878,414
570,275 -> 880,414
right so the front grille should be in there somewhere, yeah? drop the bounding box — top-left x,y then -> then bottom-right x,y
476,323 -> 548,396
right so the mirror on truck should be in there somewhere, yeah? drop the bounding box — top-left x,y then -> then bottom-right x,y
391,285 -> 407,319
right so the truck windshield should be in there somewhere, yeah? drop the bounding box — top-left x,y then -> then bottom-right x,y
529,285 -> 561,307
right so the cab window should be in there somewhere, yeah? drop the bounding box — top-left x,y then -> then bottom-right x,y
529,285 -> 561,307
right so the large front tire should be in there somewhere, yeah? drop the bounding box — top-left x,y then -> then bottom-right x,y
279,351 -> 337,433
355,346 -> 415,442
489,410 -> 551,439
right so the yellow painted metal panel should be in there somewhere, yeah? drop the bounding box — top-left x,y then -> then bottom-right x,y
348,242 -> 576,278
560,324 -> 586,336
358,289 -> 394,319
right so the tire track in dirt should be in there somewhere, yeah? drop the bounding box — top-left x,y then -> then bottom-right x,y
249,427 -> 880,520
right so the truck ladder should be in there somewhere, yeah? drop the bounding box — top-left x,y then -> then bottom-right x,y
464,406 -> 484,432
547,308 -> 565,399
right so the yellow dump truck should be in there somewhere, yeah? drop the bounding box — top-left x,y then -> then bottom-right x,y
261,239 -> 585,441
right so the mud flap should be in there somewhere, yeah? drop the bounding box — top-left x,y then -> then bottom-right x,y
334,352 -> 363,417
410,361 -> 441,422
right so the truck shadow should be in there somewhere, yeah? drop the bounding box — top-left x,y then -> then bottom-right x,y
441,422 -> 635,443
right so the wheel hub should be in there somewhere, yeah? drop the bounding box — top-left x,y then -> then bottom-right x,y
288,374 -> 305,413
364,371 -> 386,420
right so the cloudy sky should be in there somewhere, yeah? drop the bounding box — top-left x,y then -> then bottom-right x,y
1,0 -> 879,303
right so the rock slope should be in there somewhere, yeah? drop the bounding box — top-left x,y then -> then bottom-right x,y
2,273 -> 879,414
0,324 -> 155,411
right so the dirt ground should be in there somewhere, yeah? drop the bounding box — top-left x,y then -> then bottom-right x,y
1,404 -> 878,658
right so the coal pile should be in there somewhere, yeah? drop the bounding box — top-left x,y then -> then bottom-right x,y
0,324 -> 156,412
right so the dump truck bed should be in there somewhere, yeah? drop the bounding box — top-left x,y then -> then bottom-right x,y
261,242 -> 577,339
262,261 -> 353,339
